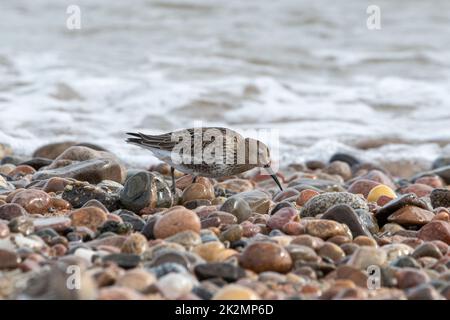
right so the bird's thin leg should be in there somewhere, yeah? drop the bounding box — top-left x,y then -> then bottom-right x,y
170,166 -> 176,194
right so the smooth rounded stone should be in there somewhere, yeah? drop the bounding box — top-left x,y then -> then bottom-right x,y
348,178 -> 381,199
267,207 -> 298,230
7,164 -> 35,178
239,242 -> 292,273
212,284 -> 260,300
98,220 -> 132,235
192,241 -> 225,262
184,199 -> 212,209
304,220 -> 351,240
318,242 -> 345,262
153,207 -> 200,239
415,175 -> 444,189
286,245 -> 319,263
430,189 -> 450,209
321,204 -> 371,238
119,171 -> 172,212
181,182 -> 215,204
325,161 -> 352,180
0,203 -> 28,221
33,216 -> 71,232
406,284 -> 443,300
301,192 -> 368,218
116,269 -> 156,292
358,169 -> 396,190
69,207 -> 108,232
367,184 -> 396,203
347,247 -> 387,270
0,249 -> 20,269
216,179 -> 254,194
414,165 -> 450,184
201,216 -> 221,229
149,250 -> 190,270
273,188 -> 300,202
399,184 -> 434,198
103,253 -> 141,269
116,210 -> 145,231
391,256 -> 421,269
353,236 -> 377,247
270,201 -> 296,215
220,197 -> 252,223
327,235 -> 352,246
329,153 -> 360,168
395,268 -> 430,289
291,235 -> 324,250
32,141 -> 79,159
241,221 -> 261,238
82,199 -> 108,213
121,233 -> 148,255
433,210 -> 450,222
8,216 -> 34,235
433,156 -> 450,169
219,225 -> 243,243
305,160 -> 326,170
34,145 -> 126,182
375,193 -> 431,227
0,222 -> 9,238
282,221 -> 304,236
388,205 -> 434,226
418,221 -> 450,244
380,223 -> 405,235
194,262 -> 246,282
166,230 -> 202,248
296,189 -> 320,207
141,216 -> 158,240
211,211 -> 239,226
237,190 -> 271,214
0,163 -> 16,176
62,181 -> 119,211
10,189 -> 50,214
334,265 -> 368,288
156,272 -> 196,299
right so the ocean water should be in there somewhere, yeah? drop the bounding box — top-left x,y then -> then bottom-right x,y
1,0 -> 450,172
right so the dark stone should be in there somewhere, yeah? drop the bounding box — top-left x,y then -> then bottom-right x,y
98,220 -> 132,235
194,263 -> 246,282
62,181 -> 120,211
184,199 -> 212,209
288,179 -> 343,192
82,199 -> 109,213
412,243 -> 443,259
220,197 -> 251,223
141,216 -> 158,240
192,286 -> 213,300
329,153 -> 360,168
375,193 -> 431,227
432,157 -> 450,169
116,210 -> 146,231
119,171 -> 173,212
270,201 -> 296,215
430,189 -> 450,209
322,204 -> 372,238
103,253 -> 141,269
301,192 -> 368,217
19,158 -> 53,170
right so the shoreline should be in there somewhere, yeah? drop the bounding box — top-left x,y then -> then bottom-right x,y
1,141 -> 450,300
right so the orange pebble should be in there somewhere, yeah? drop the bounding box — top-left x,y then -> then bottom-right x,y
296,189 -> 320,206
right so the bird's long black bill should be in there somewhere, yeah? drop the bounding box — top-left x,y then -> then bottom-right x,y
265,166 -> 283,191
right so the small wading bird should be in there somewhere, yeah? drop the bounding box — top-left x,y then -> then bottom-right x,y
126,127 -> 283,193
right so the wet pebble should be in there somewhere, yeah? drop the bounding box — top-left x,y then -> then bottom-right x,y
418,221 -> 450,244
11,189 -> 50,214
322,204 -> 371,238
305,220 -> 351,240
239,242 -> 292,273
267,207 -> 298,230
0,203 -> 28,221
388,205 -> 434,226
212,284 -> 259,300
153,207 -> 201,239
69,207 -> 108,232
121,233 -> 148,255
33,216 -> 72,232
220,197 -> 252,223
194,262 -> 246,282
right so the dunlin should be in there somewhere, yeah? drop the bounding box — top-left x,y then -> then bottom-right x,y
126,127 -> 283,192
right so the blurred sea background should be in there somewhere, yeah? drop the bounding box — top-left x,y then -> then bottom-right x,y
1,0 -> 450,174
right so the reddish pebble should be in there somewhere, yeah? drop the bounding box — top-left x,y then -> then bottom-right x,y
296,189 -> 320,206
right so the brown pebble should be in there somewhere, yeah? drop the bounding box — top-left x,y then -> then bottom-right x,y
418,221 -> 450,244
11,189 -> 51,214
182,182 -> 215,204
239,242 -> 292,274
153,206 -> 201,239
121,233 -> 148,255
318,242 -> 345,262
69,206 -> 108,231
353,236 -> 377,247
0,203 -> 28,220
0,249 -> 20,269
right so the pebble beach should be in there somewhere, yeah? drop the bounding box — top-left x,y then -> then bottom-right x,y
1,141 -> 450,300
